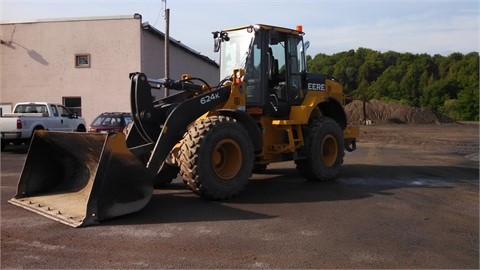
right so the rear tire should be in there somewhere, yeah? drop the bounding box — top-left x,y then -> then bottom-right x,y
296,117 -> 344,181
76,125 -> 86,132
180,116 -> 254,200
29,126 -> 45,146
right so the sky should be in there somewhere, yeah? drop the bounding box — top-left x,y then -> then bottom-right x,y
1,0 -> 479,61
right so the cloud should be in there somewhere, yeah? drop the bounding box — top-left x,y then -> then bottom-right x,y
305,10 -> 479,56
163,0 -> 479,59
2,0 -> 478,59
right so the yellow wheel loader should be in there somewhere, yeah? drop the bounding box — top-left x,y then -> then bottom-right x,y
9,24 -> 359,227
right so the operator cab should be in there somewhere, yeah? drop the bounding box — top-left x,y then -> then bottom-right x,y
214,24 -> 308,117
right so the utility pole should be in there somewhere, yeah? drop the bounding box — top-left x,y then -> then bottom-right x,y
163,0 -> 170,97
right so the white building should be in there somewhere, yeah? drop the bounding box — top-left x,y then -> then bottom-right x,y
0,14 -> 219,124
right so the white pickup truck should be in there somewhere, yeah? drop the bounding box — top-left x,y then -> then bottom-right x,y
0,102 -> 86,151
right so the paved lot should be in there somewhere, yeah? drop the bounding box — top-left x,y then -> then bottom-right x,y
1,123 -> 478,269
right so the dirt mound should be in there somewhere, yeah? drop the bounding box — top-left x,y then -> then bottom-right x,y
345,99 -> 454,124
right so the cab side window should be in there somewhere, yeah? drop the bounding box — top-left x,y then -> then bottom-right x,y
58,105 -> 71,117
245,35 -> 263,104
287,36 -> 304,103
50,105 -> 59,117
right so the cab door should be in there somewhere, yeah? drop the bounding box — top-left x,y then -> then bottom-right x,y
56,105 -> 78,131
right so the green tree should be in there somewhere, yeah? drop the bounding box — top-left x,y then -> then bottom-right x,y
306,49 -> 479,121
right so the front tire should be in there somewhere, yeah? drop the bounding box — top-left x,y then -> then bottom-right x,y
296,117 -> 344,181
180,116 -> 254,200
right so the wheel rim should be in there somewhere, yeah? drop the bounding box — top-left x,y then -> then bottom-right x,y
212,138 -> 242,180
321,134 -> 338,167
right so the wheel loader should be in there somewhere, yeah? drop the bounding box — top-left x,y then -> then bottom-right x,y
9,24 -> 359,227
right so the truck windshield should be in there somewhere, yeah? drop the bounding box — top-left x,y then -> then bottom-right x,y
219,28 -> 255,80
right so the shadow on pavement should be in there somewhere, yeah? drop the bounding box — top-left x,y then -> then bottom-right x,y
103,163 -> 478,226
1,145 -> 29,154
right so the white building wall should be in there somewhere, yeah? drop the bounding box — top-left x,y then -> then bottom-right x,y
0,16 -> 142,124
0,15 -> 219,125
167,44 -> 219,83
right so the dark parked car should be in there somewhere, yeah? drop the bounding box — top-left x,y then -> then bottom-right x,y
88,112 -> 133,133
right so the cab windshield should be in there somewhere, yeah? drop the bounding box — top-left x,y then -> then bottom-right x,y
219,28 -> 255,80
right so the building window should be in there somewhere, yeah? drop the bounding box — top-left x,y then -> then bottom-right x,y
63,97 -> 82,116
75,54 -> 90,68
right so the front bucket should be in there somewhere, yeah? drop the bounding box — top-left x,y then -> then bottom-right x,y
8,131 -> 154,227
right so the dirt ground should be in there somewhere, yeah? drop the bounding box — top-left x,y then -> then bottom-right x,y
1,122 -> 479,269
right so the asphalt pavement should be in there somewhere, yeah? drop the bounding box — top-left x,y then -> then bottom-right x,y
1,124 -> 478,269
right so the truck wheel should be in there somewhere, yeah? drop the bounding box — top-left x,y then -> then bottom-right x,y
296,117 -> 344,181
76,125 -> 86,132
180,115 -> 253,200
28,126 -> 45,146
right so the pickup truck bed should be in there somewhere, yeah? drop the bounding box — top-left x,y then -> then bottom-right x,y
1,102 -> 86,151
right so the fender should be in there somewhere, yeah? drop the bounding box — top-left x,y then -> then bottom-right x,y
218,109 -> 263,154
318,97 -> 347,130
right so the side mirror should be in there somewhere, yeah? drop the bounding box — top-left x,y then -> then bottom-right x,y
302,41 -> 310,53
214,38 -> 220,52
212,31 -> 229,52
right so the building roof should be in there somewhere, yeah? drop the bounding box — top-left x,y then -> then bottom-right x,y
0,14 -> 135,25
140,20 -> 218,68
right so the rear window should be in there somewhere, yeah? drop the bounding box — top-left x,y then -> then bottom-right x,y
92,114 -> 132,126
14,104 -> 48,114
92,116 -> 123,126
124,115 -> 133,125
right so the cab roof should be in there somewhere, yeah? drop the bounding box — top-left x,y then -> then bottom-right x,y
222,24 -> 304,36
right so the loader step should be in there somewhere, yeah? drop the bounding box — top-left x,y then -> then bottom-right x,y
271,119 -> 303,125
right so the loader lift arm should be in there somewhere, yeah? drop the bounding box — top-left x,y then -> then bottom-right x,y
126,72 -> 232,176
